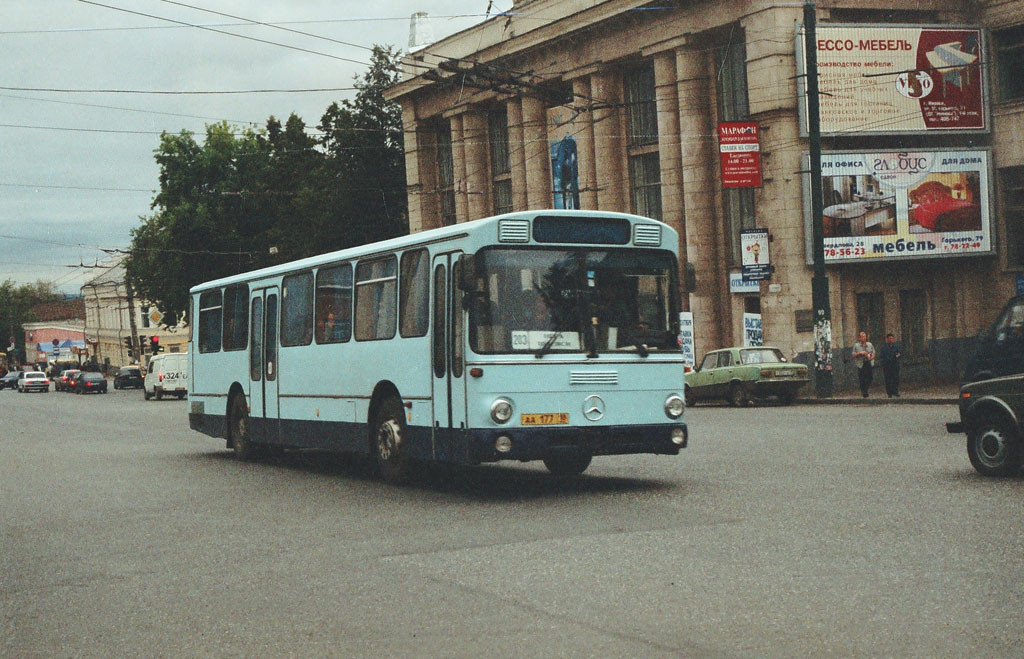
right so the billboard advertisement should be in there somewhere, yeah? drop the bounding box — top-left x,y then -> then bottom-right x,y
797,25 -> 987,135
804,149 -> 992,264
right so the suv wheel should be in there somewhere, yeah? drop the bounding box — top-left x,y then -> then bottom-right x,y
968,417 -> 1022,477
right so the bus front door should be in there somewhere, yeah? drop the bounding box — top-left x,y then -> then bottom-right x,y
249,286 -> 280,445
431,252 -> 467,462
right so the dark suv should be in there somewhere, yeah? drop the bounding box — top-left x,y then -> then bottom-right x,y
947,374 -> 1024,476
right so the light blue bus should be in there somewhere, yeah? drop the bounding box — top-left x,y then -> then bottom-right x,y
188,210 -> 688,483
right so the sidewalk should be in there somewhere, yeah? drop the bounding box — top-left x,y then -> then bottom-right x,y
799,381 -> 960,405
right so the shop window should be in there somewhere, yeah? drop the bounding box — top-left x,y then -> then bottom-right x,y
1001,167 -> 1024,269
493,179 -> 513,215
855,292 -> 885,348
489,108 -> 511,177
625,62 -> 658,147
994,25 -> 1024,102
436,122 -> 456,226
629,152 -> 662,220
899,289 -> 927,357
489,107 -> 513,215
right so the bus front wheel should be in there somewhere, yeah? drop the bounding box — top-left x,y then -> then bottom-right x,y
229,395 -> 256,461
374,398 -> 411,485
543,454 -> 592,476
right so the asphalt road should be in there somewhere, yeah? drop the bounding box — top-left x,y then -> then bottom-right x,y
2,386 -> 1022,657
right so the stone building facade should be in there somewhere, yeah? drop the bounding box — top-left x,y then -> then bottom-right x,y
386,0 -> 1024,389
81,257 -> 188,369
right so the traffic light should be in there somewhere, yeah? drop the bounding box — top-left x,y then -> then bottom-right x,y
151,336 -> 163,353
124,337 -> 132,349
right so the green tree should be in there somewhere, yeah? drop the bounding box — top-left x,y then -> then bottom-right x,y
0,280 -> 62,365
126,45 -> 407,325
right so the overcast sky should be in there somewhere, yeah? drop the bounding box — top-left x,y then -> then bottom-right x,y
0,0 -> 511,293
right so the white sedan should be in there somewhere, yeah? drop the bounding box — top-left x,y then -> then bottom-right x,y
17,371 -> 50,393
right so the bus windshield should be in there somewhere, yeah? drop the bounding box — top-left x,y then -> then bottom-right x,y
468,247 -> 679,355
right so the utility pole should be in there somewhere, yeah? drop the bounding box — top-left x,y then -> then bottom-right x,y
124,272 -> 141,366
805,1 -> 833,397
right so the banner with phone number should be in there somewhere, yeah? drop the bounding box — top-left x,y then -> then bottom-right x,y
810,149 -> 991,263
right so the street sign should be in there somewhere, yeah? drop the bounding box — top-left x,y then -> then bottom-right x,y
149,310 -> 164,325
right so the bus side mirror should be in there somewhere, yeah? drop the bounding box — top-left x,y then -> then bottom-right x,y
458,253 -> 477,291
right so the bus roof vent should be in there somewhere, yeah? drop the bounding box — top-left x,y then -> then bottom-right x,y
499,219 -> 530,243
633,224 -> 661,247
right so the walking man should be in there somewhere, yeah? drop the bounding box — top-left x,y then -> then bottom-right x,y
851,331 -> 875,398
879,333 -> 902,398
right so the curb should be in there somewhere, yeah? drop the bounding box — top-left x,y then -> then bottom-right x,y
798,397 -> 957,405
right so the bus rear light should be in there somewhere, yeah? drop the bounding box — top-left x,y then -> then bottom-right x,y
469,367 -> 483,378
495,436 -> 512,453
158,372 -> 164,381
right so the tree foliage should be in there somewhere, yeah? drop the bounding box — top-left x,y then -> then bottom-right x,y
126,45 -> 406,325
0,279 -> 62,364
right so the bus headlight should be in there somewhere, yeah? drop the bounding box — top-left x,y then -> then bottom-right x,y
491,397 -> 514,424
664,394 -> 685,419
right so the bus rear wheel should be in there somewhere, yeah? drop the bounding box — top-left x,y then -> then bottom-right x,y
374,398 -> 411,485
229,395 -> 256,461
543,454 -> 592,476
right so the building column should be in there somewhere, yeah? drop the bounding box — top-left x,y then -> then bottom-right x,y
521,95 -> 551,209
573,76 -> 599,210
591,70 -> 626,211
401,103 -> 428,233
507,98 -> 528,211
677,46 -> 726,350
449,114 -> 469,223
654,51 -> 686,304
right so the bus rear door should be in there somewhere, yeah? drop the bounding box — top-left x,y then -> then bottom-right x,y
249,286 -> 280,445
431,252 -> 467,461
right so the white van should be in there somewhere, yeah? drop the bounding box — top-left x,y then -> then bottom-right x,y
144,352 -> 188,400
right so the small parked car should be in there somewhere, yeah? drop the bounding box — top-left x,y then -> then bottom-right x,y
55,369 -> 81,392
947,373 -> 1023,476
685,346 -> 809,406
75,372 -> 108,394
0,370 -> 22,390
17,371 -> 50,393
65,370 -> 86,393
113,366 -> 143,390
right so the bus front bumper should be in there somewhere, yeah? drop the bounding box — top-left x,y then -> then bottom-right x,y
466,423 -> 688,464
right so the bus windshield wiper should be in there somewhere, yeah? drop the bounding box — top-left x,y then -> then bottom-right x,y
535,331 -> 562,358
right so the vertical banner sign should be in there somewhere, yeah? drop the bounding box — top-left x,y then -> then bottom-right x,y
799,25 -> 987,135
547,106 -> 581,210
743,313 -> 763,347
740,228 -> 770,281
678,312 -> 695,370
718,122 -> 762,187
